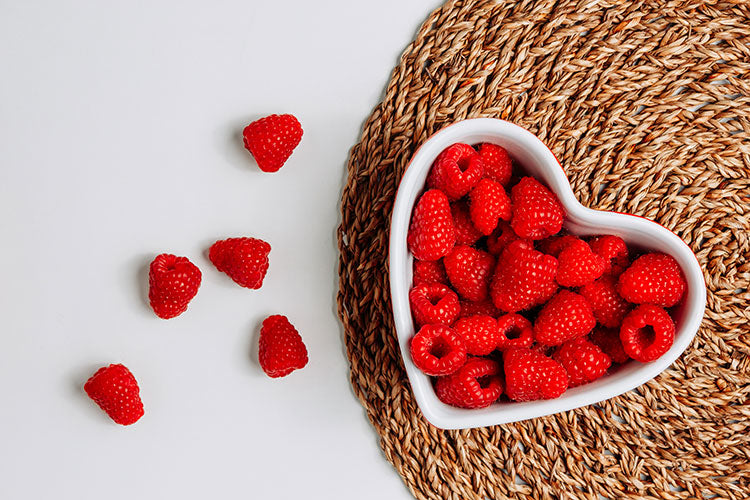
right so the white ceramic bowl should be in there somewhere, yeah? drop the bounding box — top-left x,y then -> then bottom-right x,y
389,118 -> 706,430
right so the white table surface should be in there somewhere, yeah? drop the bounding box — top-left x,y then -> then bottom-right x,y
0,1 -> 442,498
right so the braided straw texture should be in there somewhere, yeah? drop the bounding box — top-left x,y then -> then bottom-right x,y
337,1 -> 750,498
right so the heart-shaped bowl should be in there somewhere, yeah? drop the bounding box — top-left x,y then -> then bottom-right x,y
389,118 -> 706,430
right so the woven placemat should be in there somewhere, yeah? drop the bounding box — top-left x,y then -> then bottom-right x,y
337,1 -> 750,498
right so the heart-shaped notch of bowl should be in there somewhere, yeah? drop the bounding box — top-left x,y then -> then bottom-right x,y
389,118 -> 706,430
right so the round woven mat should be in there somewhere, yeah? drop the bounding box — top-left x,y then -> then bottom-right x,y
337,1 -> 750,499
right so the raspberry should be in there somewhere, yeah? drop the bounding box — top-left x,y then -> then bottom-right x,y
490,240 -> 558,313
408,283 -> 460,327
407,189 -> 456,261
590,327 -> 630,364
209,237 -> 271,289
450,201 -> 482,246
476,143 -> 512,186
435,357 -> 503,409
617,253 -> 686,308
458,299 -> 500,318
486,221 -> 520,255
619,305 -> 675,362
409,324 -> 467,376
468,178 -> 512,235
242,114 -> 303,173
496,313 -> 534,350
534,290 -> 596,346
531,343 -> 554,357
553,337 -> 611,387
538,235 -> 579,257
589,235 -> 629,276
426,143 -> 484,200
556,239 -> 606,287
258,315 -> 309,377
503,348 -> 569,402
453,315 -> 499,355
443,245 -> 495,302
84,364 -> 144,425
510,177 -> 564,240
148,254 -> 202,319
580,275 -> 632,328
412,259 -> 449,287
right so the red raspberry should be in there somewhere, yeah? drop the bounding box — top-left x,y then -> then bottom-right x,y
258,315 -> 309,378
534,290 -> 596,346
407,189 -> 456,261
409,324 -> 467,376
617,253 -> 686,308
148,254 -> 202,319
209,237 -> 271,289
242,114 -> 303,173
619,305 -> 675,362
531,343 -> 554,357
453,315 -> 499,355
458,299 -> 500,318
538,235 -> 579,257
426,143 -> 484,200
496,313 -> 534,350
408,283 -> 460,327
469,178 -> 512,235
450,201 -> 482,246
556,239 -> 606,287
84,364 -> 144,425
590,327 -> 630,364
510,177 -> 564,240
503,348 -> 569,402
476,143 -> 512,186
412,259 -> 449,287
486,221 -> 520,256
580,275 -> 632,328
553,337 -> 611,387
490,240 -> 558,313
435,357 -> 503,409
444,245 -> 495,302
589,235 -> 629,276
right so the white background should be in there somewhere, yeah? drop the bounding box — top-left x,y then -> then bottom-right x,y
0,1 -> 441,498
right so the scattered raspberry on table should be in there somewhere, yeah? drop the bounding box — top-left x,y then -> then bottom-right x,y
148,253 -> 202,319
209,237 -> 271,289
84,364 -> 144,425
243,114 -> 303,173
81,114 -> 310,424
259,315 -> 309,378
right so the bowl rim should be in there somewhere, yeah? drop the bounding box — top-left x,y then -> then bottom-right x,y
389,118 -> 707,430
